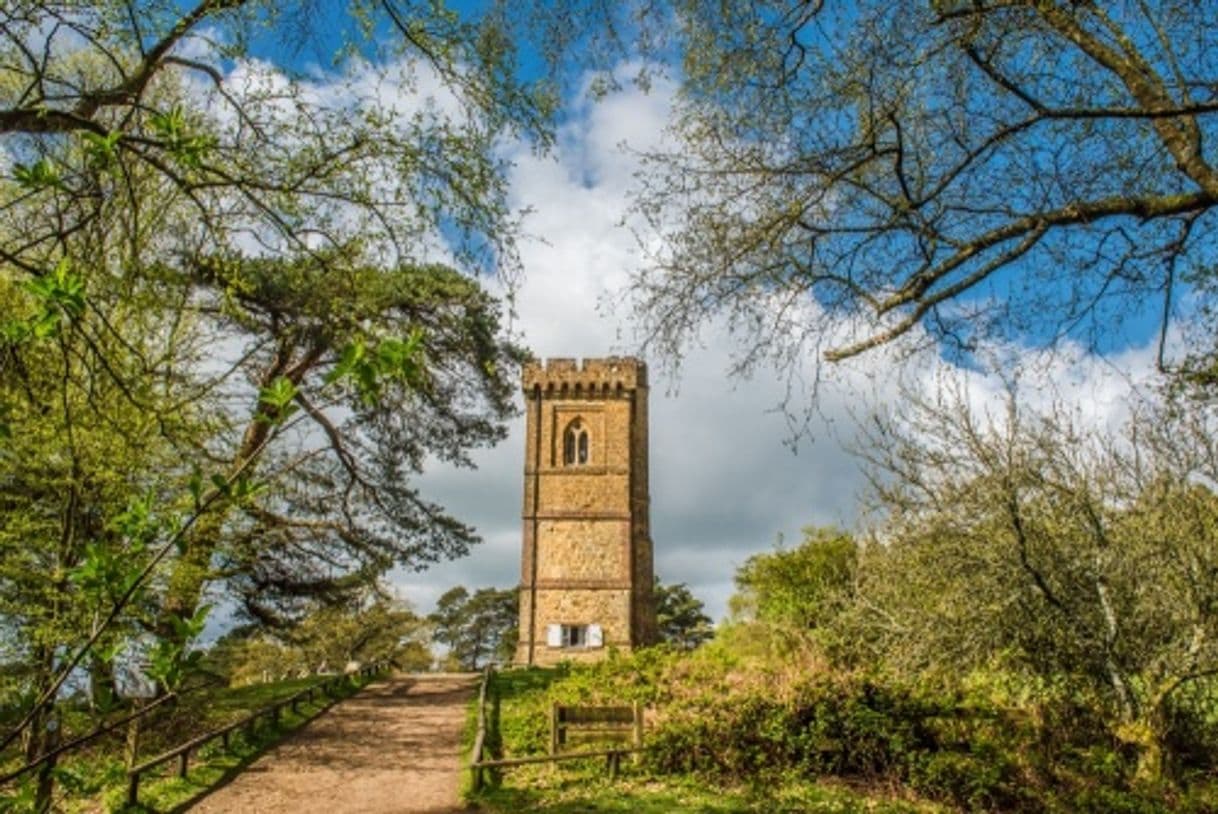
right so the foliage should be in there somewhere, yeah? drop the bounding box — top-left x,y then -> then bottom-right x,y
430,586 -> 518,670
853,384 -> 1218,782
0,0 -> 554,280
0,0 -> 545,787
171,256 -> 525,630
653,578 -> 714,651
729,527 -> 856,633
208,589 -> 433,685
476,664 -> 946,813
480,519 -> 1218,811
0,672 -> 374,813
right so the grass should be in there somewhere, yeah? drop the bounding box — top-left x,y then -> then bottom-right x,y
474,773 -> 945,813
466,666 -> 946,814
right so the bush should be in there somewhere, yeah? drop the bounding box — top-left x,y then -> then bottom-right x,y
644,667 -> 1200,812
646,673 -> 955,781
489,642 -> 1217,812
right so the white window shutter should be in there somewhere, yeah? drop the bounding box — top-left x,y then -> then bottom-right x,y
588,624 -> 603,647
546,624 -> 563,647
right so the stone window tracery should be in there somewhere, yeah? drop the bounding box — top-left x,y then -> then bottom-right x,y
562,418 -> 590,465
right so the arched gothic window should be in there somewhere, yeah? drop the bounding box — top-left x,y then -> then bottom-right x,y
562,419 -> 590,465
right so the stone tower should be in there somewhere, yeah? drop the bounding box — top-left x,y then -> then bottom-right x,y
516,357 -> 656,666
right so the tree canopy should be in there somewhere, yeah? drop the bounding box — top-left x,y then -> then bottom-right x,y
855,383 -> 1218,781
654,578 -> 714,651
625,1 -> 1218,384
0,0 -> 545,772
730,527 -> 857,631
0,0 -> 553,279
428,585 -> 517,670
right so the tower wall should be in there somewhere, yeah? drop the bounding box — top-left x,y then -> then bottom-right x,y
516,357 -> 656,666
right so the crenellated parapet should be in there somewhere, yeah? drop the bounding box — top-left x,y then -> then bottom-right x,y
522,356 -> 647,394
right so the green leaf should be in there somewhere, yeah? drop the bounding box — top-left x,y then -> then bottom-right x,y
188,466 -> 204,508
21,258 -> 86,339
327,329 -> 427,405
257,376 -> 299,423
231,474 -> 267,501
13,158 -> 63,190
149,104 -> 216,168
325,341 -> 367,385
111,492 -> 156,547
80,129 -> 123,169
96,638 -> 125,664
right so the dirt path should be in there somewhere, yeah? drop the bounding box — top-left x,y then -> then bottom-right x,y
188,673 -> 479,814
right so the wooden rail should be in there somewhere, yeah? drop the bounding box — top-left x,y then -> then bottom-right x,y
126,662 -> 386,806
468,664 -> 494,791
0,692 -> 178,787
550,701 -> 642,755
473,746 -> 645,781
467,672 -> 648,791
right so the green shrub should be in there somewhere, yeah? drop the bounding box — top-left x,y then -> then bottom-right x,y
488,643 -> 1216,812
648,674 -> 948,779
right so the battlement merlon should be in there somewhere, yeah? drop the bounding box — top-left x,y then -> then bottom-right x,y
522,356 -> 648,393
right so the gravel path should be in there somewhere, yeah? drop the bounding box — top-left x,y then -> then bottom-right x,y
188,673 -> 479,814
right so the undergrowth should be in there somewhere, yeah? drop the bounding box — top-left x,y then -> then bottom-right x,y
472,630 -> 1218,813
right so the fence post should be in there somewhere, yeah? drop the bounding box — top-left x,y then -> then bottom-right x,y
178,748 -> 189,778
127,772 -> 140,806
469,664 -> 492,793
124,701 -> 142,770
632,700 -> 644,765
549,702 -> 559,755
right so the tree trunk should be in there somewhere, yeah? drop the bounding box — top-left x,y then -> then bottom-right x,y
24,703 -> 57,814
88,654 -> 120,711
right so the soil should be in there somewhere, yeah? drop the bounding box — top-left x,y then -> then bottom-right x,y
187,673 -> 479,814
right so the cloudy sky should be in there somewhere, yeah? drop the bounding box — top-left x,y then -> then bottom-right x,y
389,70 -> 1165,623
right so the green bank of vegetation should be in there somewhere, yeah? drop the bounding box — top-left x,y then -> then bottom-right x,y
472,666 -> 946,813
473,391 -> 1218,813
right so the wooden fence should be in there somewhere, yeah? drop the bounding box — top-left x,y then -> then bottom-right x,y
0,692 -> 179,788
468,669 -> 647,791
467,664 -> 494,791
126,662 -> 386,806
550,702 -> 643,755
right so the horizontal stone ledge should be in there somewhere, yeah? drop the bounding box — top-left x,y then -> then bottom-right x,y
523,466 -> 631,476
524,580 -> 634,590
523,511 -> 633,521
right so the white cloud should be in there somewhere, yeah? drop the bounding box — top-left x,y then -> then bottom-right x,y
387,70 -> 1167,626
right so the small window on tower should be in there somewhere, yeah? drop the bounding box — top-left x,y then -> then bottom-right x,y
562,419 -> 590,466
562,624 -> 588,648
548,624 -> 602,648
